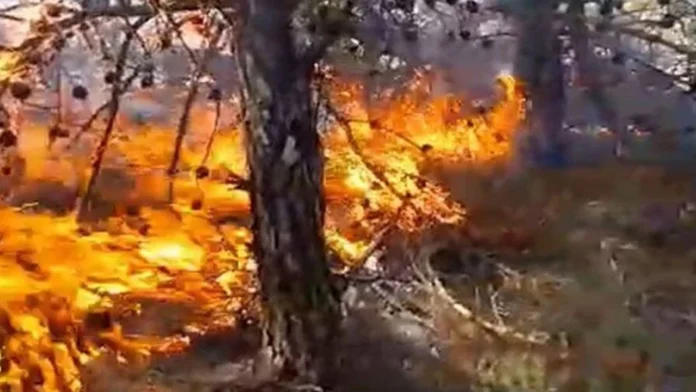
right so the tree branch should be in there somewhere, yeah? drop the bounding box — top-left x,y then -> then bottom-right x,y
201,98 -> 222,166
611,26 -> 696,56
320,93 -> 409,204
80,0 -> 237,19
66,69 -> 141,149
0,0 -> 237,55
166,26 -> 224,201
76,16 -> 151,222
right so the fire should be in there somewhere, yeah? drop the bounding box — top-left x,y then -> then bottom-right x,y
321,71 -> 525,261
139,237 -> 206,272
0,53 -> 21,81
0,69 -> 525,391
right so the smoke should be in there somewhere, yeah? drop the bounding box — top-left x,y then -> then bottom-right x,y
405,1 -> 515,99
350,0 -> 515,103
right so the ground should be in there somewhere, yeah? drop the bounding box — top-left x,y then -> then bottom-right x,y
81,162 -> 696,392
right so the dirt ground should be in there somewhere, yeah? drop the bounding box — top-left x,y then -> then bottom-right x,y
82,162 -> 696,392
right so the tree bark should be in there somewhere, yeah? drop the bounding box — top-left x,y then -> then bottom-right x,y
513,0 -> 567,167
237,0 -> 341,387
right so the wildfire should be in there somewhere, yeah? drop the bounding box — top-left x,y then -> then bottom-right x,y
0,52 -> 21,81
0,70 -> 525,391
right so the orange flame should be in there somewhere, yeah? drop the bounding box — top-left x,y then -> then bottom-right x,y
0,70 -> 525,391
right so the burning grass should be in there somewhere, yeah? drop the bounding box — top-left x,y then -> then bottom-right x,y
0,70 -> 526,391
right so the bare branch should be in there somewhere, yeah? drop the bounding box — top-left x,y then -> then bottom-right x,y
321,95 -> 407,202
76,15 -> 151,222
80,0 -> 237,19
611,26 -> 696,56
166,25 -> 224,201
66,69 -> 141,149
201,98 -> 222,166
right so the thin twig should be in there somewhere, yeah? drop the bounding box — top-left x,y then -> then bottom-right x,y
56,51 -> 63,125
149,0 -> 197,62
22,102 -> 57,112
347,199 -> 409,268
370,283 -> 437,331
167,82 -> 200,177
489,290 -> 506,326
201,98 -> 222,166
67,70 -> 141,149
67,101 -> 109,148
352,223 -> 392,267
116,0 -> 152,56
321,95 -> 408,202
339,114 -> 426,152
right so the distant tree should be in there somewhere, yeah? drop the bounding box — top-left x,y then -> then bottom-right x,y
512,0 -> 567,166
401,0 -> 696,165
508,0 -> 696,162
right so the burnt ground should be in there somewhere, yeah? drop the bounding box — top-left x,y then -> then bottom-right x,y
82,162 -> 696,392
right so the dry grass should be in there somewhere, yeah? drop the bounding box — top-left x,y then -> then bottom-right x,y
421,162 -> 696,391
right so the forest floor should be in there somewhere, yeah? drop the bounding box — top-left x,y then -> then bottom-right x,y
83,162 -> 696,392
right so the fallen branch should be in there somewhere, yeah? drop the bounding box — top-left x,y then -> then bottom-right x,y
369,282 -> 437,331
348,198 -> 411,269
414,262 -> 550,346
352,223 -> 392,268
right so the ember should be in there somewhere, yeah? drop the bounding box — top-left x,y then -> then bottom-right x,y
0,63 -> 524,391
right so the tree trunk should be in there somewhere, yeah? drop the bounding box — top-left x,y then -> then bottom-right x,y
237,0 -> 341,387
514,0 -> 567,167
567,0 -> 626,159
